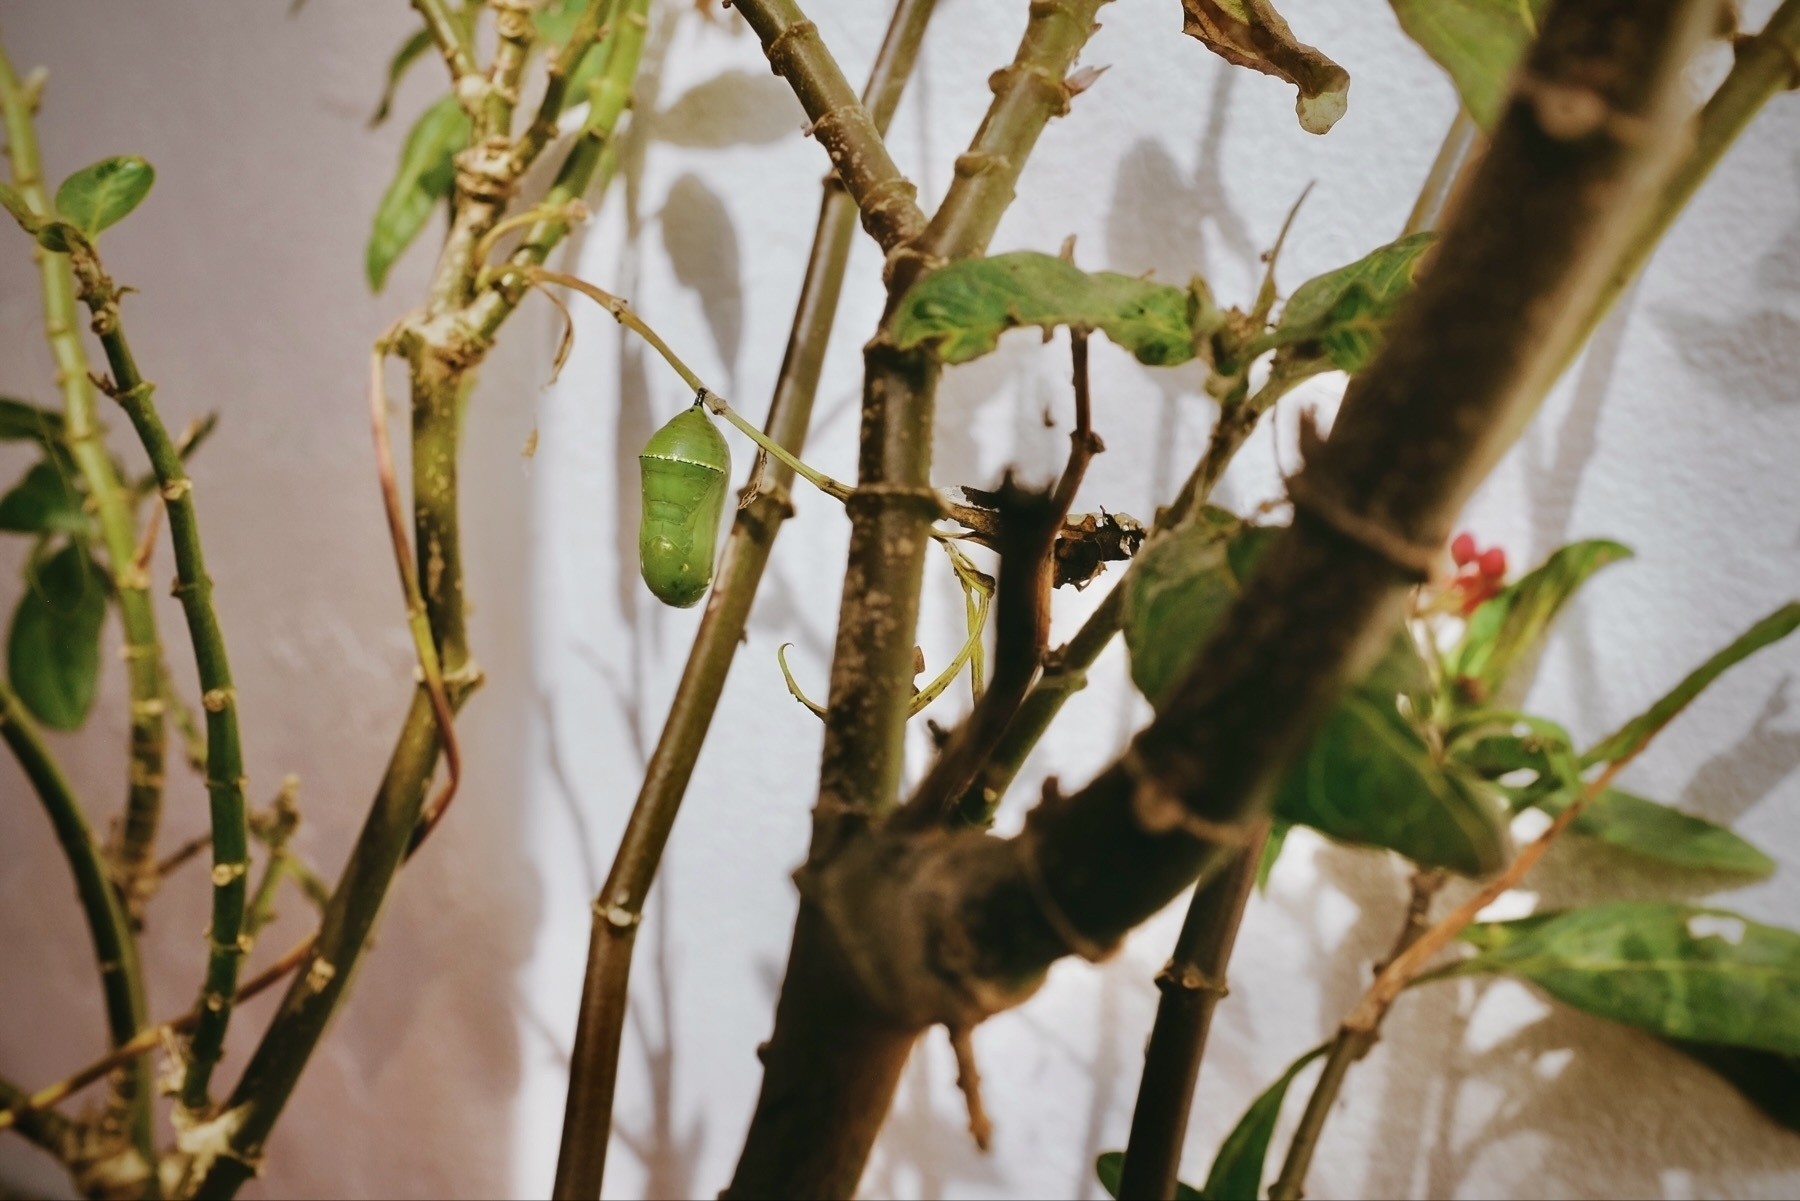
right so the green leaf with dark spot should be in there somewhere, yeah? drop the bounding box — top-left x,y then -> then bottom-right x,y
1451,903 -> 1800,1054
0,461 -> 89,537
0,397 -> 65,443
891,252 -> 1200,367
1667,1040 -> 1800,1133
1180,0 -> 1349,134
1388,0 -> 1552,129
1256,233 -> 1435,372
366,93 -> 469,292
8,541 -> 107,730
1447,539 -> 1632,706
370,26 -> 435,125
1094,1151 -> 1203,1200
1274,692 -> 1511,875
54,155 -> 155,235
1203,1043 -> 1330,1200
1583,602 -> 1800,767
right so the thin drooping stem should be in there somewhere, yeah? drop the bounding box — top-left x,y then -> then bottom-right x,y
0,935 -> 316,1137
732,5 -> 1709,1196
0,676 -> 152,1186
1116,825 -> 1268,1200
549,5 -> 937,1197
195,11 -> 641,1194
731,0 -> 928,252
0,1074 -> 73,1162
0,36 -> 159,1178
1268,869 -> 1446,1201
727,4 -> 1111,1195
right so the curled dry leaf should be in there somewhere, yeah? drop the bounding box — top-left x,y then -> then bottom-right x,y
1180,0 -> 1350,134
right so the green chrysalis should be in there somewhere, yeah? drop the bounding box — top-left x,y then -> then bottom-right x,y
638,403 -> 730,608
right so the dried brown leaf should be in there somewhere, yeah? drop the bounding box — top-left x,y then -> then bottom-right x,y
1180,0 -> 1349,134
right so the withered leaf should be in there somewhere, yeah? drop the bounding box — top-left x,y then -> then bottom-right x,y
1180,0 -> 1350,134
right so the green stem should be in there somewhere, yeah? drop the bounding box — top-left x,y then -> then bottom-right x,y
412,0 -> 480,88
732,0 -> 927,252
195,11 -> 645,1194
482,0 -> 536,140
68,253 -> 250,1115
1403,107 -> 1482,237
0,1074 -> 74,1163
0,34 -> 160,1184
0,677 -> 154,1192
511,0 -> 616,173
549,5 -> 938,1198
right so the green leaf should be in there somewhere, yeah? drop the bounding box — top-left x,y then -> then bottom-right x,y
0,397 -> 66,443
890,252 -> 1200,367
1122,520 -> 1504,873
1122,520 -> 1240,710
1180,0 -> 1350,134
33,220 -> 88,255
1667,1040 -> 1800,1134
366,93 -> 469,292
1447,539 -> 1632,706
1257,233 -> 1436,372
1274,692 -> 1511,875
1563,789 -> 1775,878
1203,1043 -> 1330,1200
1094,1152 -> 1203,1200
54,155 -> 155,235
1583,602 -> 1800,767
1387,0 -> 1552,130
7,541 -> 107,730
0,461 -> 89,537
534,0 -> 590,46
1451,903 -> 1800,1054
370,26 -> 435,125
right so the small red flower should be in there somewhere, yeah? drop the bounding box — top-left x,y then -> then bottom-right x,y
1451,532 -> 1477,567
1479,546 -> 1507,579
1440,531 -> 1509,616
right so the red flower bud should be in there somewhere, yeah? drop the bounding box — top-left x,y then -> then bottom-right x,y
1479,546 -> 1507,579
1451,532 -> 1477,567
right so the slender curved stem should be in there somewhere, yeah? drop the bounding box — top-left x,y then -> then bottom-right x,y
0,1074 -> 73,1162
512,0 -> 617,173
1403,108 -> 1482,237
549,5 -> 939,1196
0,35 -> 159,1180
412,0 -> 479,88
0,677 -> 152,1187
67,248 -> 251,1115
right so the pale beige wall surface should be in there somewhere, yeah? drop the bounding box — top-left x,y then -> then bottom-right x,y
2,2 -> 1799,1200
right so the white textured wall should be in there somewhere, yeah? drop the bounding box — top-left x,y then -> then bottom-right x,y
2,2 -> 1798,1199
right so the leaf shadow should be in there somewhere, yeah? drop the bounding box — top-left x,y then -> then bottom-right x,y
660,171 -> 745,386
649,68 -> 807,150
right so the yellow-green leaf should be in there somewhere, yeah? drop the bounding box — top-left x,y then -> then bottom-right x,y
54,155 -> 156,235
366,93 -> 469,292
0,397 -> 65,443
1447,539 -> 1632,705
1453,903 -> 1800,1055
1094,1151 -> 1203,1200
1256,232 -> 1435,372
890,252 -> 1200,367
370,26 -> 434,126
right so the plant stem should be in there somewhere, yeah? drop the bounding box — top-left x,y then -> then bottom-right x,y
733,5 -> 1710,1196
483,0 -> 537,140
548,4 -> 937,1197
0,676 -> 154,1189
412,0 -> 479,89
512,0 -> 616,174
1268,869 -> 1445,1201
0,934 -> 317,1138
194,10 -> 641,1192
67,251 -> 251,1116
731,0 -> 927,252
726,4 -> 1110,1195
0,34 -> 160,1182
1403,107 -> 1482,237
0,1074 -> 73,1163
1116,825 -> 1268,1200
